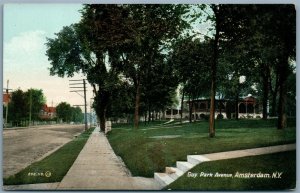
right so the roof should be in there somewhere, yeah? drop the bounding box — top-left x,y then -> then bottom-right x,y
42,104 -> 56,113
3,93 -> 11,104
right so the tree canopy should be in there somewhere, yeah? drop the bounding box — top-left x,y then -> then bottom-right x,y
46,4 -> 296,136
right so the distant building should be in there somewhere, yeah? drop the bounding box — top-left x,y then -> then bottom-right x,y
165,96 -> 262,120
39,104 -> 56,120
3,93 -> 11,106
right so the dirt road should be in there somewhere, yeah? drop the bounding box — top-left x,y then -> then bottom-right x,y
3,124 -> 85,178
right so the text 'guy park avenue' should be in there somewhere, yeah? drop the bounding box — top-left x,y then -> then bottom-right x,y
2,4 -> 296,191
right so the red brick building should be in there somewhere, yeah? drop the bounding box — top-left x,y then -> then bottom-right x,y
3,93 -> 11,106
39,104 -> 56,120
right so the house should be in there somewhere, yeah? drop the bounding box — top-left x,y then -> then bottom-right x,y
39,104 -> 56,120
165,96 -> 262,120
3,93 -> 11,106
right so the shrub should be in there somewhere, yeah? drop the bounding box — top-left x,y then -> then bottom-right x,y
217,114 -> 224,119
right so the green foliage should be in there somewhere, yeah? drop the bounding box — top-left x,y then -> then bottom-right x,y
45,4 -> 296,130
25,89 -> 47,121
8,89 -> 27,124
46,4 -> 190,129
6,88 -> 46,126
46,25 -> 84,77
71,106 -> 84,123
171,37 -> 212,99
56,102 -> 83,123
3,127 -> 94,185
56,102 -> 72,122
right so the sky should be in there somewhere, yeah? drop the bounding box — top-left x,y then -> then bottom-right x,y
3,4 -> 95,109
3,3 -> 297,110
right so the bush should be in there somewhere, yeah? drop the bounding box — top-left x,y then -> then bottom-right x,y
217,114 -> 224,119
200,114 -> 209,120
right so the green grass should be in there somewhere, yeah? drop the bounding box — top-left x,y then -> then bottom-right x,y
166,151 -> 296,190
107,119 -> 296,177
3,127 -> 94,185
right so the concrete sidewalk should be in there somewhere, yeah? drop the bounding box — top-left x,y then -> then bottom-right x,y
57,127 -> 162,190
155,143 -> 296,187
202,143 -> 296,161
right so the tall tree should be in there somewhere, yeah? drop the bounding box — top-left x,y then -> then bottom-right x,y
71,106 -> 84,123
56,102 -> 72,122
118,4 -> 189,128
208,4 -> 221,137
46,5 -> 129,131
269,5 -> 296,129
8,89 -> 27,125
7,88 -> 46,125
171,36 -> 211,122
25,89 -> 46,121
46,5 -> 189,130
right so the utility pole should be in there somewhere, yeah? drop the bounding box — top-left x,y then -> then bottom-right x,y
83,80 -> 87,130
69,79 -> 88,130
29,89 -> 32,126
90,98 -> 93,127
3,80 -> 12,127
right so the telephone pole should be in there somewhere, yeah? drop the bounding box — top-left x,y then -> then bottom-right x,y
3,80 -> 12,127
69,79 -> 88,130
29,89 -> 32,126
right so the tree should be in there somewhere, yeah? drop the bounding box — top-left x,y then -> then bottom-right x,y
7,89 -> 27,125
118,5 -> 190,128
46,5 -> 128,131
208,4 -> 221,138
171,36 -> 211,122
222,5 -> 295,127
6,88 -> 46,126
46,5 -> 189,130
142,52 -> 179,123
56,102 -> 72,122
267,5 -> 295,129
71,106 -> 84,123
25,89 -> 46,122
106,80 -> 135,122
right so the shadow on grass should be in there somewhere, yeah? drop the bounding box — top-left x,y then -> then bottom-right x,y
107,119 -> 296,177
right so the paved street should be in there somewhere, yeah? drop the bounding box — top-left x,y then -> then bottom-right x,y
3,124 -> 85,178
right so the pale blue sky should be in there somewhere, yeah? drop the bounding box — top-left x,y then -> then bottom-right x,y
3,4 -> 94,107
4,4 -> 83,41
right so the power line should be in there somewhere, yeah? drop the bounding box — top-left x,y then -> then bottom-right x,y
69,79 -> 88,131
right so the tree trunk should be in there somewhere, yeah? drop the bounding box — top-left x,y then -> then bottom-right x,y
193,103 -> 196,122
189,97 -> 192,123
219,101 -> 222,116
235,92 -> 239,120
134,81 -> 141,129
209,5 -> 220,138
148,104 -> 151,123
180,89 -> 184,123
271,93 -> 277,117
277,57 -> 288,129
269,71 -> 279,117
262,66 -> 269,120
99,109 -> 106,132
94,90 -> 110,132
144,114 -> 147,125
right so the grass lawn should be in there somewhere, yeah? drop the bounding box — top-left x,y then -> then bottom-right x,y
3,127 -> 94,185
107,119 -> 296,178
165,151 -> 296,190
